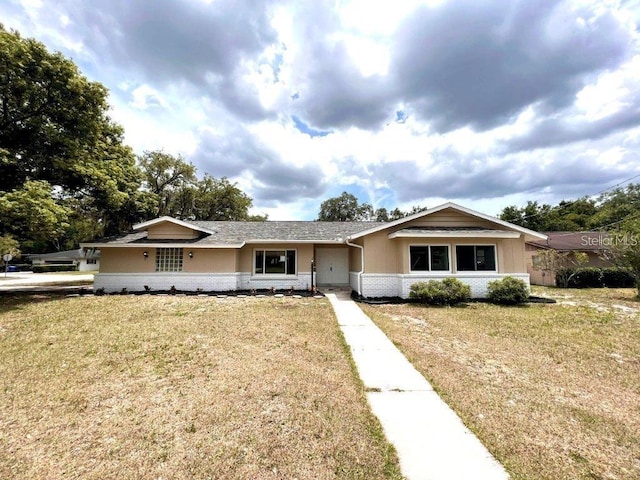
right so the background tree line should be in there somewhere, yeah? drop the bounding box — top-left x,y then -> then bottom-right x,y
498,184 -> 640,232
0,25 -> 262,255
317,191 -> 426,221
318,185 -> 640,231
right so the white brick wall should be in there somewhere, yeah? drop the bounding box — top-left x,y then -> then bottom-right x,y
349,272 -> 360,293
238,273 -> 312,291
352,273 -> 530,298
95,272 -> 313,293
94,273 -> 242,292
360,274 -> 402,297
95,271 -> 530,298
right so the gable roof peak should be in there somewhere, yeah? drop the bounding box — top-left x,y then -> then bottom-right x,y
133,216 -> 215,235
348,201 -> 547,241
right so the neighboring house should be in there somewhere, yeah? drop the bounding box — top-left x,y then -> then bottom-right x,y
525,232 -> 612,286
81,202 -> 546,298
29,248 -> 101,272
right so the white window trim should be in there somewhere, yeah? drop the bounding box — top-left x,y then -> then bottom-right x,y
252,248 -> 298,276
408,244 -> 452,273
454,244 -> 498,273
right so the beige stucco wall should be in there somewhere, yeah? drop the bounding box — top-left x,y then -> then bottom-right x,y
363,230 -> 400,274
100,248 -> 154,273
99,247 -> 237,273
238,244 -> 314,273
348,242 -> 363,271
147,223 -> 200,240
183,249 -> 237,273
359,209 -> 528,275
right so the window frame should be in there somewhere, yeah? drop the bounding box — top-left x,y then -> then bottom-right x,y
155,247 -> 184,272
454,244 -> 497,272
253,248 -> 297,276
408,244 -> 452,273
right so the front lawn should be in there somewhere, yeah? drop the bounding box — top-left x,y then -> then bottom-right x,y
0,295 -> 402,480
362,287 -> 640,480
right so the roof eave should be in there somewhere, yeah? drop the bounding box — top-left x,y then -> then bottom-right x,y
244,239 -> 346,244
388,230 -> 521,239
81,242 -> 245,249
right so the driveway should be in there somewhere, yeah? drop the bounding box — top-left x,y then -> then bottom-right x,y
0,272 -> 95,291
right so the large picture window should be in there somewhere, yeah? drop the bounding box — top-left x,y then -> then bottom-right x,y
455,245 -> 496,271
254,249 -> 296,275
410,245 -> 450,272
156,247 -> 183,272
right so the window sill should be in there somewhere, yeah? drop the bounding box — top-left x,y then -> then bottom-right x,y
408,271 -> 452,274
251,275 -> 298,280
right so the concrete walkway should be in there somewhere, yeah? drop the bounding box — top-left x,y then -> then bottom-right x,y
326,292 -> 509,480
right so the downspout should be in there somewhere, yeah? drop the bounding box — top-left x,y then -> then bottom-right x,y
346,237 -> 364,296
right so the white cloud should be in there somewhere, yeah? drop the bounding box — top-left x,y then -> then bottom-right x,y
1,0 -> 640,220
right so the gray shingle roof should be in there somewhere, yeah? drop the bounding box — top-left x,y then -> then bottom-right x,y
527,232 -> 611,251
28,248 -> 100,259
191,221 -> 380,243
90,221 -> 382,246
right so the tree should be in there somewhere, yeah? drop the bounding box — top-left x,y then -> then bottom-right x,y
318,192 -> 363,221
591,184 -> 640,229
531,249 -> 588,287
602,217 -> 640,296
138,150 -> 196,217
0,26 -> 155,248
0,234 -> 20,257
190,175 -> 255,221
499,201 -> 553,231
1,25 -> 110,192
317,192 -> 428,221
544,198 -> 597,230
138,152 -> 258,222
318,192 -> 397,221
0,180 -> 72,251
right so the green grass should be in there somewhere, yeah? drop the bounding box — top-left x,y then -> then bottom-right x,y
0,294 -> 403,480
361,287 -> 640,480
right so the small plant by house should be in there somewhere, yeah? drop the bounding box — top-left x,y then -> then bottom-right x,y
409,278 -> 471,306
487,276 -> 529,305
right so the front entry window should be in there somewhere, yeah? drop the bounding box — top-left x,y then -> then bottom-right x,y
456,245 -> 496,271
410,245 -> 450,272
254,249 -> 296,275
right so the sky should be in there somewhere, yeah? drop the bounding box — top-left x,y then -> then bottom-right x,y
2,0 -> 640,220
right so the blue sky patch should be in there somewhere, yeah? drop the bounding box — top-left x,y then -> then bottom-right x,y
292,116 -> 331,137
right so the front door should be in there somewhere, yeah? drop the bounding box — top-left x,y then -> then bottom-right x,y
315,248 -> 349,285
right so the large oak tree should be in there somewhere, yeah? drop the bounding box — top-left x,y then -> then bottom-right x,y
0,25 -> 155,250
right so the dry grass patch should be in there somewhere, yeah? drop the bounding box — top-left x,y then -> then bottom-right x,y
0,294 -> 402,480
362,288 -> 640,480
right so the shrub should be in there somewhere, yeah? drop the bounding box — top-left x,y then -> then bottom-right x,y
560,267 -> 636,288
32,264 -> 78,273
601,268 -> 635,288
568,267 -> 604,288
487,276 -> 529,305
409,278 -> 471,306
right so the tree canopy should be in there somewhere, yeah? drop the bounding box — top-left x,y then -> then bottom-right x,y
138,151 -> 263,221
0,26 -> 262,253
317,191 -> 424,222
498,185 -> 640,232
